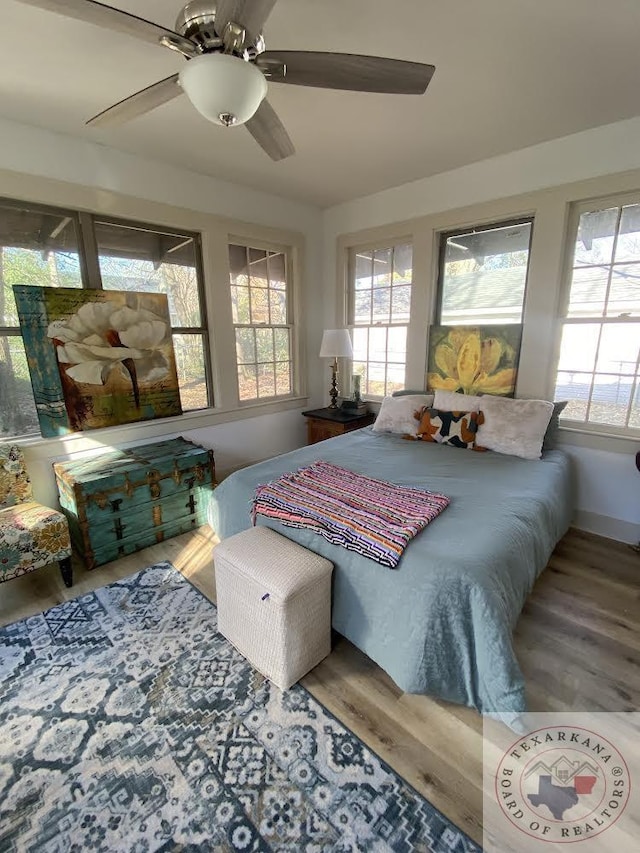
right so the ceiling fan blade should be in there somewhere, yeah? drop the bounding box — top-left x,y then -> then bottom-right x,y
86,74 -> 182,128
245,99 -> 295,161
257,51 -> 435,94
215,0 -> 278,45
15,0 -> 196,52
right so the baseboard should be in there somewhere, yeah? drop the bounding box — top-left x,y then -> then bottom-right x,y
572,509 -> 640,546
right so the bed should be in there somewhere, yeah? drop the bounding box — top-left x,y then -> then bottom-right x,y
209,427 -> 572,716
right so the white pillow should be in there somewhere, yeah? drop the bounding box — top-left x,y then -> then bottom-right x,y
475,396 -> 554,460
372,394 -> 435,435
433,389 -> 483,412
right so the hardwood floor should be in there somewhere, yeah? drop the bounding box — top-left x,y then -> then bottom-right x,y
1,526 -> 638,846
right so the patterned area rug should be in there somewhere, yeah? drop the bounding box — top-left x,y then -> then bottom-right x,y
0,563 -> 481,852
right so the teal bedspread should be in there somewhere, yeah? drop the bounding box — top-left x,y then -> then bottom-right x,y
209,428 -> 573,714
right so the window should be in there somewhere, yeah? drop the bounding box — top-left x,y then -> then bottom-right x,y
0,200 -> 84,436
0,198 -> 211,438
228,243 -> 293,402
348,242 -> 413,397
94,219 -> 210,411
436,218 -> 533,324
553,196 -> 640,433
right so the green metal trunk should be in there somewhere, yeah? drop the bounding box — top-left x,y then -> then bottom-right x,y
53,436 -> 215,569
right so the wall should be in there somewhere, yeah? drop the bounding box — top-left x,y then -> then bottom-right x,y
561,443 -> 639,544
322,117 -> 640,544
323,116 -> 640,237
0,117 -> 320,232
0,117 -> 325,501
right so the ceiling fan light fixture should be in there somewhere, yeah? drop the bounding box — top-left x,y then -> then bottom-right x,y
179,53 -> 267,127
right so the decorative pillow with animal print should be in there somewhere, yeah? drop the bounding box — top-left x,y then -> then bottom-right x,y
408,408 -> 483,449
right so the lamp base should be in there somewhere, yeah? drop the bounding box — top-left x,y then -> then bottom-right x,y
328,362 -> 339,408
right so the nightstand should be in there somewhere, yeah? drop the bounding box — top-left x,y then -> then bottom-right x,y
302,407 -> 376,445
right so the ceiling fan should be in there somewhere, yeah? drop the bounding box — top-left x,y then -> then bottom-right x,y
15,0 -> 436,161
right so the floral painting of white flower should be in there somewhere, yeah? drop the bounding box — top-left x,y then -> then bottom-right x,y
48,303 -> 172,404
14,286 -> 182,435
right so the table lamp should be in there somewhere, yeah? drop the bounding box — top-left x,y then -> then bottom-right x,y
319,329 -> 353,408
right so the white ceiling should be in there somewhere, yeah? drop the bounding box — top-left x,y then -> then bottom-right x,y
2,0 -> 640,208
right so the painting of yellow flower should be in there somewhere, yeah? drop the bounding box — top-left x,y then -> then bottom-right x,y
427,325 -> 522,396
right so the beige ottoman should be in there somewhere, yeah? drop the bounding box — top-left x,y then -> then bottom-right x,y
214,526 -> 334,689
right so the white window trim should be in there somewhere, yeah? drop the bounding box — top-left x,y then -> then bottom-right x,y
227,236 -> 299,405
552,189 -> 640,439
347,239 -> 414,399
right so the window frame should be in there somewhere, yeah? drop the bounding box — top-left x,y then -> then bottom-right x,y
0,197 -> 90,326
434,215 -> 535,326
228,236 -> 297,405
0,197 -> 213,438
0,198 -> 88,438
92,213 -> 213,411
552,191 -> 640,438
346,238 -> 414,400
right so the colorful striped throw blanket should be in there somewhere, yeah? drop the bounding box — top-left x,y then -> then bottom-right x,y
252,461 -> 450,568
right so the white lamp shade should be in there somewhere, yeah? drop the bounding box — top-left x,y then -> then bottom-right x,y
179,53 -> 267,127
319,329 -> 353,358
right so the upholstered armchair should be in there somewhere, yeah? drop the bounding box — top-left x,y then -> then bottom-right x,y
0,444 -> 73,588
